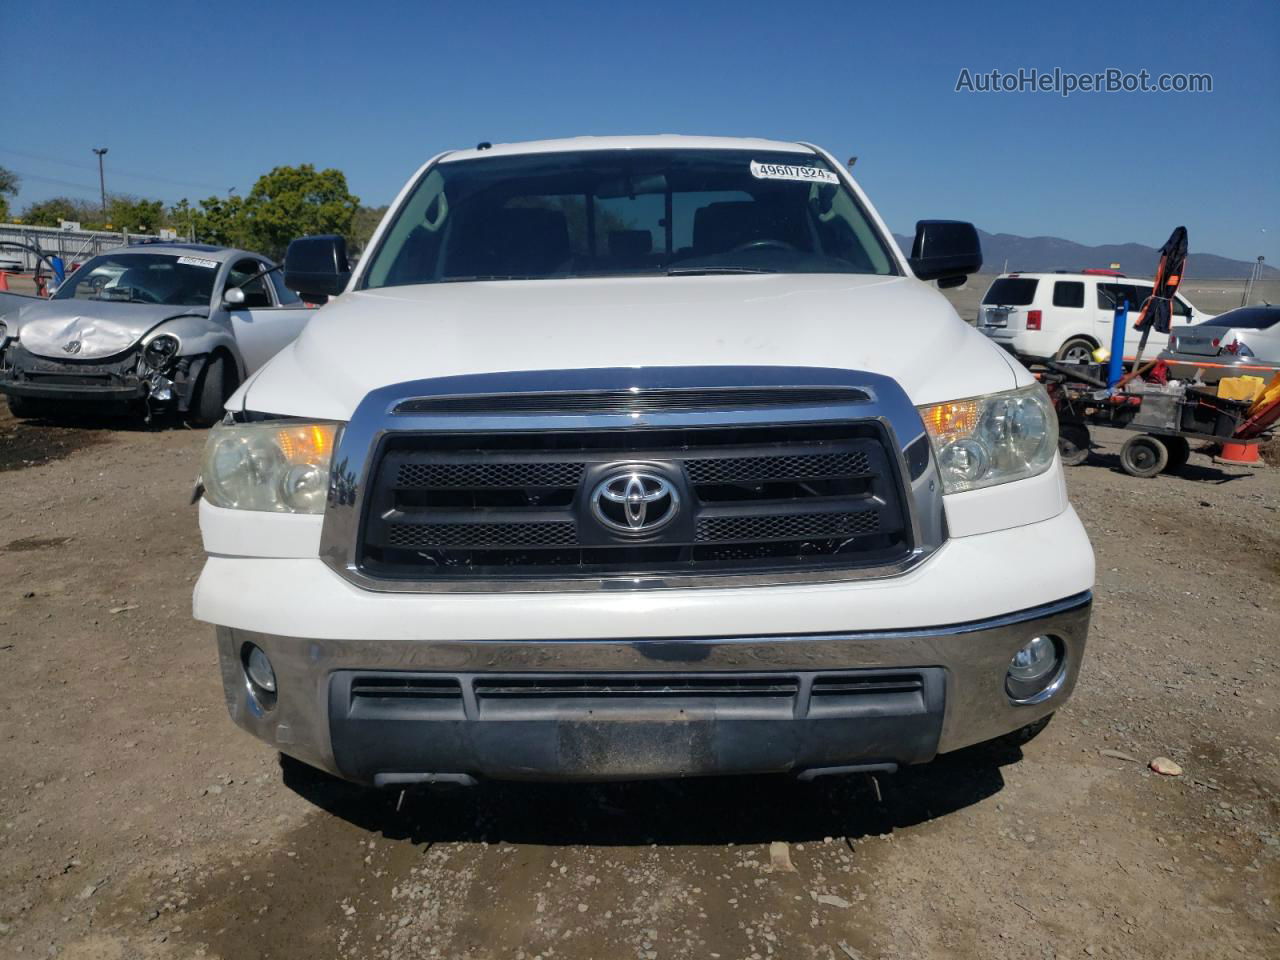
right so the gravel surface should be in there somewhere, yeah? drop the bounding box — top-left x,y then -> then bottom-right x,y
0,410 -> 1276,959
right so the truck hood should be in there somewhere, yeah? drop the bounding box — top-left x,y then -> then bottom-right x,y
238,274 -> 1025,420
8,299 -> 206,360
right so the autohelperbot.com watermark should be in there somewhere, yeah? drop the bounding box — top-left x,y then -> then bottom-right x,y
955,67 -> 1212,97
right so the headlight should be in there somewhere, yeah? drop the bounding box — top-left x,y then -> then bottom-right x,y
201,421 -> 339,513
144,333 -> 181,369
918,383 -> 1057,494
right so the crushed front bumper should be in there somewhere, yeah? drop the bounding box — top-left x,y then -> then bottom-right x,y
213,593 -> 1091,784
0,343 -> 199,408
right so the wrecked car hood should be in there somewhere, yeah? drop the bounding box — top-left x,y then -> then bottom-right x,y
238,273 -> 1027,421
9,298 -> 207,360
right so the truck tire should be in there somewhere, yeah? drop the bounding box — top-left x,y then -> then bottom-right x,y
1161,435 -> 1191,473
1058,423 -> 1091,466
189,353 -> 234,427
1055,337 -> 1096,365
1119,434 -> 1168,478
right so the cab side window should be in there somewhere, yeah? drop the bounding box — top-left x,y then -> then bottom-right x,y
226,259 -> 274,308
1052,281 -> 1084,308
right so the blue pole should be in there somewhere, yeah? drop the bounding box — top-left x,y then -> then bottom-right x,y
1107,299 -> 1128,389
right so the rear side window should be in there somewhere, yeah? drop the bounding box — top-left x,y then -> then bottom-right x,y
1216,307 -> 1280,330
982,278 -> 1038,306
1097,283 -> 1151,312
1052,281 -> 1084,308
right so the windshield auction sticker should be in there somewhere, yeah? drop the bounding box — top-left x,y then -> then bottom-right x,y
750,161 -> 839,184
177,256 -> 219,269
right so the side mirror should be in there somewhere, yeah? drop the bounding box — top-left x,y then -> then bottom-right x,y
283,235 -> 351,301
222,286 -> 246,308
908,220 -> 982,289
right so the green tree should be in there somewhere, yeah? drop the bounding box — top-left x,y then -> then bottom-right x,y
190,193 -> 252,249
167,199 -> 197,240
19,196 -> 86,227
350,204 -> 388,252
0,165 -> 18,221
243,164 -> 359,259
106,194 -> 164,233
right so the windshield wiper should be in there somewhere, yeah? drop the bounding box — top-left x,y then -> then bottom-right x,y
665,266 -> 777,276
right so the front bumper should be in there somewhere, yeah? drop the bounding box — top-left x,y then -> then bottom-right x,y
212,593 -> 1091,784
0,343 -> 198,408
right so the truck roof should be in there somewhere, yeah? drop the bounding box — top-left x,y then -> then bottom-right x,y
439,134 -> 818,163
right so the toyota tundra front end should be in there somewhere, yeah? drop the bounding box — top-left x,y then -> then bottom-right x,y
193,136 -> 1093,785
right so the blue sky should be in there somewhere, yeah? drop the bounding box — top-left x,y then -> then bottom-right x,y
5,0 -> 1277,264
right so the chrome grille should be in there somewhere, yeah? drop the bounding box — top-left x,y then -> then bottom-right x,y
359,422 -> 911,583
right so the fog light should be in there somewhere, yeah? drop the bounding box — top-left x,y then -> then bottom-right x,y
244,643 -> 276,693
1006,635 -> 1064,703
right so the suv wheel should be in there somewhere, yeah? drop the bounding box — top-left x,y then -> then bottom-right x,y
1055,338 -> 1096,365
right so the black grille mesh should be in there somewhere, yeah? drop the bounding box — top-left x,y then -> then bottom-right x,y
387,521 -> 577,548
396,461 -> 584,488
686,451 -> 870,484
696,511 -> 879,543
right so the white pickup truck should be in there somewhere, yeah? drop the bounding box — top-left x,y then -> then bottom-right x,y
193,136 -> 1094,787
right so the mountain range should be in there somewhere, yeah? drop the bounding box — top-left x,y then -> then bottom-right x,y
892,229 -> 1274,279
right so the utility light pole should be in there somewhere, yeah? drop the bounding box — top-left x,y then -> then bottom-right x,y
92,147 -> 108,218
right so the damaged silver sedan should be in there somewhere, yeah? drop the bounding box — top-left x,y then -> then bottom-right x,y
0,244 -> 312,424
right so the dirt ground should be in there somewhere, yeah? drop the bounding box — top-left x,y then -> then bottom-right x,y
0,402 -> 1277,960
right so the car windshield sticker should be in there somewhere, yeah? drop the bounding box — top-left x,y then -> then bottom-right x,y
749,161 -> 840,185
177,256 -> 219,269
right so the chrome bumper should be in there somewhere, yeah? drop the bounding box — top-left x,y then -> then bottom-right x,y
214,593 -> 1091,783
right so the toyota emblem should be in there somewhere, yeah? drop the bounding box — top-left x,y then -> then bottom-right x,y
590,471 -> 679,536
62,340 -> 83,355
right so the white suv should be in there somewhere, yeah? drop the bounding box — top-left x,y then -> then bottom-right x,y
975,271 -> 1211,364
193,136 -> 1094,787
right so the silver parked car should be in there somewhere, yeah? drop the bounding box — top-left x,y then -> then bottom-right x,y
0,243 -> 313,423
1160,305 -> 1280,383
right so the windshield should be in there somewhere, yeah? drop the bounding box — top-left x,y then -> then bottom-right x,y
54,252 -> 219,306
361,149 -> 898,288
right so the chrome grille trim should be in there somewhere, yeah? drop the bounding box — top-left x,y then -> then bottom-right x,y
318,366 -> 946,593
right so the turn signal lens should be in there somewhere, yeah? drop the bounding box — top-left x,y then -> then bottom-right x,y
920,400 -> 979,440
275,423 -> 335,464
